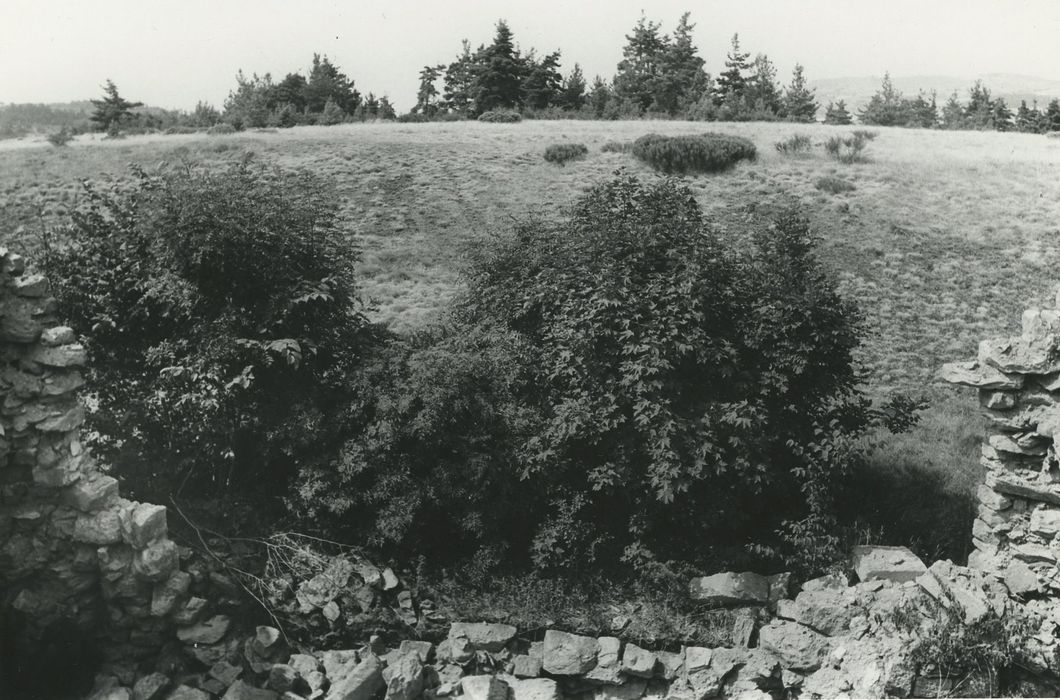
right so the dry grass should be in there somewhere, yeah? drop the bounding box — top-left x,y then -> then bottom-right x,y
5,120 -> 1057,557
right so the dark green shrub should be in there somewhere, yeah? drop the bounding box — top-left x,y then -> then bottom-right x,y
815,175 -> 856,194
851,129 -> 879,141
601,141 -> 632,153
825,132 -> 873,163
477,110 -> 522,123
164,126 -> 199,135
302,174 -> 876,574
207,123 -> 237,135
632,133 -> 757,174
46,127 -> 74,147
775,134 -> 813,155
543,143 -> 588,165
43,158 -> 378,498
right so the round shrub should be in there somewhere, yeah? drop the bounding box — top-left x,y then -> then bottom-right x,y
632,133 -> 757,174
207,123 -> 237,135
543,143 -> 588,166
43,158 -> 379,498
477,110 -> 522,123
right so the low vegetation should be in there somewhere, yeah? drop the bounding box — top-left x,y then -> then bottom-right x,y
825,131 -> 873,164
815,175 -> 856,194
543,143 -> 588,165
477,110 -> 522,123
774,133 -> 813,155
601,140 -> 632,153
631,132 -> 757,174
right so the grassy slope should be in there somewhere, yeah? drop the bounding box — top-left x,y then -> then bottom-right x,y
5,120 -> 1059,557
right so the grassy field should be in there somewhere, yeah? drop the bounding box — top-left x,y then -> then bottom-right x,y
5,120 -> 1059,555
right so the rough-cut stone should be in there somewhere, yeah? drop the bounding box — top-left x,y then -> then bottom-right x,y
65,474 -> 119,511
509,678 -> 560,700
29,343 -> 88,368
382,653 -> 424,700
688,571 -> 770,605
1004,560 -> 1041,596
222,680 -> 278,700
398,640 -> 433,663
134,538 -> 179,581
151,570 -> 191,616
73,508 -> 123,545
121,502 -> 168,547
448,622 -> 517,652
621,642 -> 657,677
655,650 -> 683,681
851,545 -> 927,583
166,687 -> 210,700
585,636 -> 621,683
132,672 -> 170,700
327,655 -> 384,700
542,630 -> 599,675
178,614 -> 232,645
513,654 -> 543,678
776,587 -> 856,636
758,621 -> 829,672
461,675 -> 510,700
40,325 -> 76,346
1031,507 -> 1060,537
267,664 -> 298,693
979,335 -> 1060,375
938,360 -> 1023,389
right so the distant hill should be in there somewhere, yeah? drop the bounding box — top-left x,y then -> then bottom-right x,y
809,73 -> 1060,114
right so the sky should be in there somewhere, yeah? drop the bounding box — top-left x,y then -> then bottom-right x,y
3,0 -> 1060,112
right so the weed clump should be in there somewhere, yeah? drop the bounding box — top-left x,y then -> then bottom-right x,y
825,131 -> 874,164
46,127 -> 74,147
543,143 -> 588,166
477,110 -> 522,123
815,175 -> 857,194
207,123 -> 237,136
775,134 -> 813,155
632,133 -> 757,174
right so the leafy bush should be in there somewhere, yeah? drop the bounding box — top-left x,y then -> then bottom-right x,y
775,134 -> 813,155
632,133 -> 757,174
601,141 -> 632,153
477,110 -> 522,123
207,123 -> 237,135
815,175 -> 856,194
46,127 -> 74,147
301,174 -> 877,574
825,132 -> 873,164
164,126 -> 199,135
543,143 -> 588,166
43,158 -> 379,498
851,129 -> 879,141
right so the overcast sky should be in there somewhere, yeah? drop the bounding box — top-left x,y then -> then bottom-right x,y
3,0 -> 1060,112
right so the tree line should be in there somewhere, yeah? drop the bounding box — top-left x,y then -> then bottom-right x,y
412,15 -> 821,122
841,72 -> 1060,133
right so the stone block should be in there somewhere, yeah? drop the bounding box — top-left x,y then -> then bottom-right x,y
1031,507 -> 1060,537
121,502 -> 168,547
40,325 -> 76,346
850,545 -> 927,583
29,343 -> 88,368
327,655 -> 384,700
461,675 -> 509,700
12,274 -> 47,297
36,404 -> 85,432
65,474 -> 120,511
621,642 -> 657,677
132,672 -> 169,700
221,680 -> 278,699
758,620 -> 829,672
542,629 -> 599,674
151,570 -> 191,617
688,571 -> 770,605
381,652 -> 424,700
448,621 -> 517,652
73,508 -> 123,545
133,538 -> 179,581
512,654 -> 543,678
510,678 -> 560,700
938,360 -> 1022,389
178,614 -> 232,645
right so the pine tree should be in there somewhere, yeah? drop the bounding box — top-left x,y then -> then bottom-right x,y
782,64 -> 818,122
475,20 -> 525,112
746,54 -> 781,115
823,100 -> 853,125
305,54 -> 360,114
940,91 -> 964,130
992,98 -> 1013,132
274,73 -> 309,112
858,73 -> 907,126
319,98 -> 345,125
654,12 -> 709,114
714,34 -> 751,104
443,40 -> 481,114
377,96 -> 397,120
1046,98 -> 1060,132
613,15 -> 666,112
588,75 -> 613,118
963,81 -> 994,130
1016,100 -> 1036,132
559,63 -> 587,110
90,79 -> 143,133
522,50 -> 563,109
414,65 -> 445,116
905,91 -> 938,128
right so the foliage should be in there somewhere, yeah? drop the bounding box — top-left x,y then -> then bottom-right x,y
474,21 -> 525,113
775,134 -> 813,155
782,64 -> 819,122
815,175 -> 856,194
207,123 -> 236,135
824,100 -> 853,125
90,80 -> 143,133
42,158 -> 378,498
824,132 -> 873,164
477,109 -> 522,123
543,143 -> 589,165
715,34 -> 751,104
46,127 -> 74,147
632,133 -> 757,174
601,140 -> 632,153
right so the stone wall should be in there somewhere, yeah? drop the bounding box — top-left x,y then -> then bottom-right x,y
0,246 -> 194,692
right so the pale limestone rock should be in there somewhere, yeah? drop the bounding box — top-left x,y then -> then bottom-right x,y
382,653 -> 424,700
327,655 -> 384,700
850,545 -> 927,583
460,675 -> 509,700
621,642 -> 657,677
938,360 -> 1022,389
688,571 -> 770,605
758,620 -> 829,672
542,629 -> 599,674
448,622 -> 517,652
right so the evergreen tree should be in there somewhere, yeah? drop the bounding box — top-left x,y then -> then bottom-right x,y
588,75 -> 613,118
940,91 -> 965,129
823,100 -> 853,125
613,15 -> 666,112
963,80 -> 994,130
443,40 -> 481,114
377,96 -> 397,120
223,71 -> 274,129
90,79 -> 143,133
522,50 -> 563,109
905,91 -> 938,128
1046,98 -> 1060,132
274,73 -> 309,111
654,12 -> 709,114
305,54 -> 360,114
1016,100 -> 1036,132
992,98 -> 1013,132
746,54 -> 782,115
714,34 -> 751,104
475,20 -> 525,112
319,98 -> 345,125
414,65 -> 445,116
559,63 -> 587,110
782,64 -> 818,122
858,73 -> 907,126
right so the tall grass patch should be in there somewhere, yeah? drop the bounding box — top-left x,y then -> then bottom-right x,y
775,134 -> 813,156
543,143 -> 588,166
632,133 -> 757,174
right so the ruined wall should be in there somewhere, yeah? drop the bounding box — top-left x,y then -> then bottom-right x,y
941,296 -> 1060,604
0,246 -> 196,685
